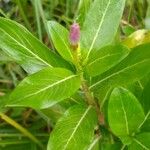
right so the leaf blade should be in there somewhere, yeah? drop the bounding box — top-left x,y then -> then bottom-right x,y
48,105 -> 97,150
81,0 -> 125,59
108,87 -> 145,137
90,43 -> 150,101
0,17 -> 70,74
8,68 -> 81,109
86,45 -> 129,77
47,21 -> 73,62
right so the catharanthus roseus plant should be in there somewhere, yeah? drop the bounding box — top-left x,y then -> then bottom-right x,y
0,0 -> 150,149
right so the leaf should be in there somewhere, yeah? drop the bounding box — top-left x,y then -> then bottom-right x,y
80,0 -> 125,60
122,30 -> 150,48
86,45 -> 129,77
90,43 -> 150,102
108,87 -> 145,137
47,21 -> 73,62
47,105 -> 97,150
128,133 -> 150,150
141,78 -> 150,114
0,17 -> 70,74
8,68 -> 81,109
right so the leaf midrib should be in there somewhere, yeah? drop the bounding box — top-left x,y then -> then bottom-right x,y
0,28 -> 52,67
88,52 -> 122,66
63,106 -> 92,150
90,59 -> 150,89
86,0 -> 111,60
120,95 -> 129,135
134,138 -> 149,150
18,74 -> 78,100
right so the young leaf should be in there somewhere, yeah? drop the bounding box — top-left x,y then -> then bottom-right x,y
0,17 -> 70,74
108,87 -> 145,137
47,105 -> 97,150
128,133 -> 150,150
80,0 -> 125,59
47,21 -> 73,62
8,68 -> 81,109
86,45 -> 129,77
90,43 -> 150,100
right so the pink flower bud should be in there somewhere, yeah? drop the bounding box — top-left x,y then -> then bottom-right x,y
69,23 -> 80,46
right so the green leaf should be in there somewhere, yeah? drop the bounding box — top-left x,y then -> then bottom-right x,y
0,17 -> 70,74
108,87 -> 145,137
80,0 -> 125,60
47,105 -> 97,150
141,79 -> 150,114
90,43 -> 150,103
8,68 -> 81,109
47,21 -> 73,62
128,133 -> 150,150
86,45 -> 129,77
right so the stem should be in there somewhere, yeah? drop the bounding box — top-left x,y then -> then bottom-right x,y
0,112 -> 44,149
80,76 -> 104,124
72,46 -> 104,124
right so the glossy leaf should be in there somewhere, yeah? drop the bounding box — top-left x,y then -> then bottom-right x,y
47,21 -> 73,62
86,45 -> 129,77
48,105 -> 97,150
0,17 -> 70,74
108,87 -> 145,136
8,68 -> 81,109
128,133 -> 150,150
90,43 -> 150,102
80,0 -> 125,59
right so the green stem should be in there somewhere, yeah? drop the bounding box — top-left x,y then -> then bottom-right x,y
72,46 -> 103,124
0,112 -> 44,149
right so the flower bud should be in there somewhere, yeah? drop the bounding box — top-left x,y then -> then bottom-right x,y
69,23 -> 80,47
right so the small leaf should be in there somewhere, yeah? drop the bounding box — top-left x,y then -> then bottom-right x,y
0,17 -> 70,74
80,0 -> 125,59
108,87 -> 145,137
128,133 -> 150,150
8,68 -> 81,109
86,45 -> 129,77
47,21 -> 73,62
47,105 -> 97,150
